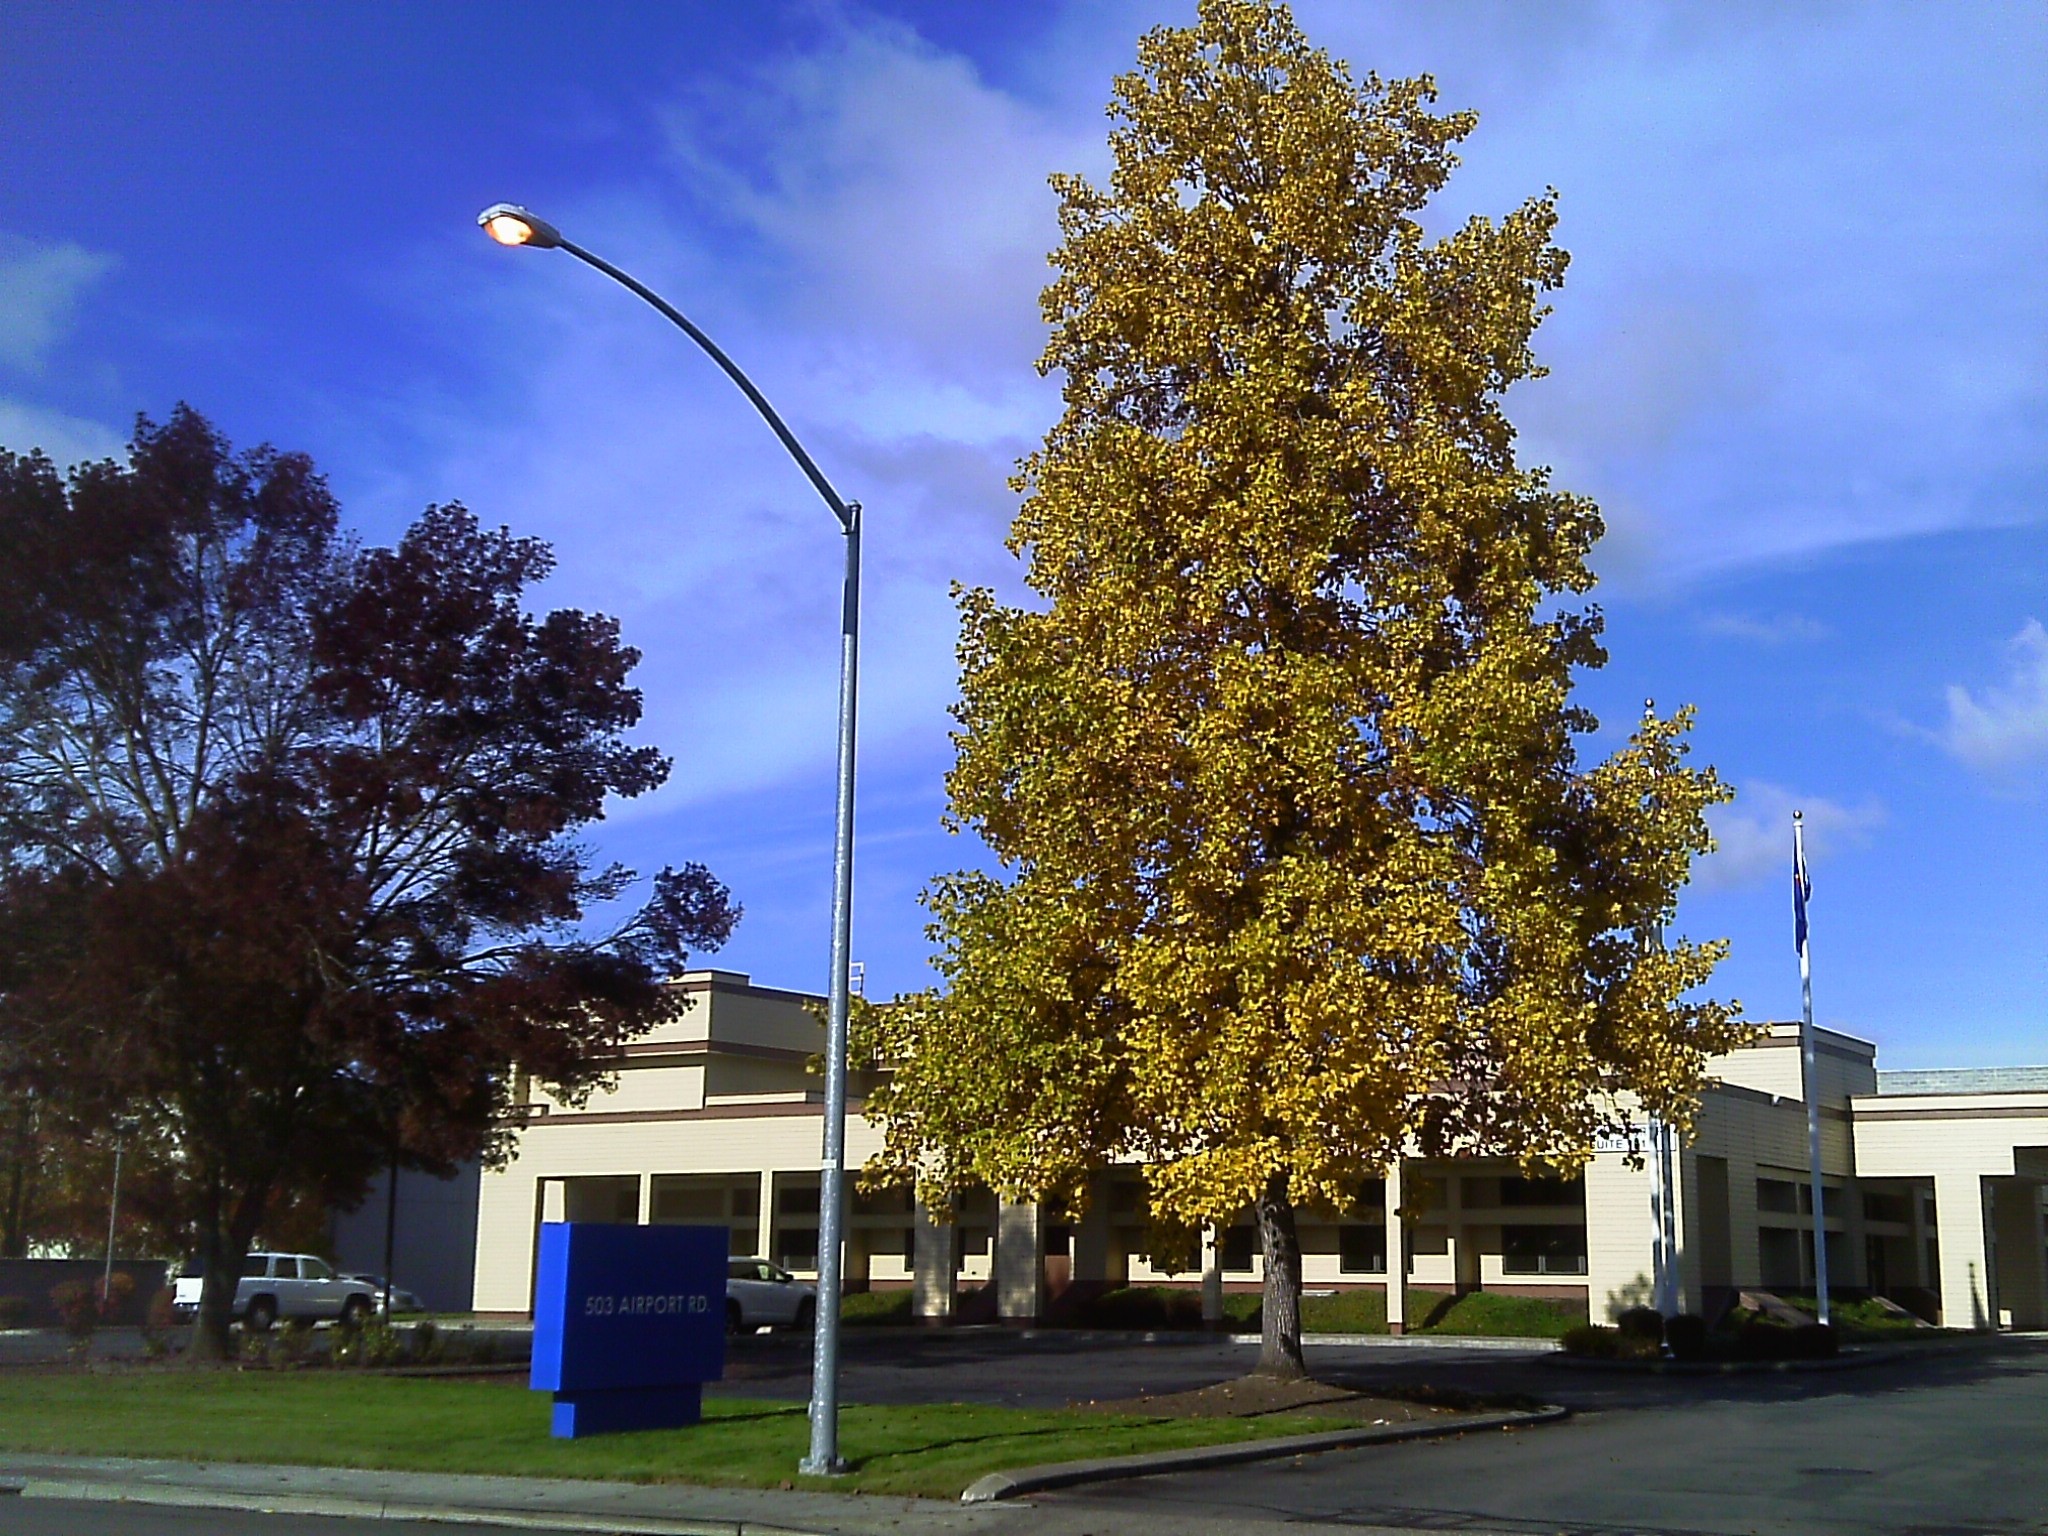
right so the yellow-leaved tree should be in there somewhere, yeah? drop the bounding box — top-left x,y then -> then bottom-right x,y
862,0 -> 1745,1377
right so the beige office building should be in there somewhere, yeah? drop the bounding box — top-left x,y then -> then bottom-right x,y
472,970 -> 2048,1331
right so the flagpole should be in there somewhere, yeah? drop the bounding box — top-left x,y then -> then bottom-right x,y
1794,811 -> 1831,1326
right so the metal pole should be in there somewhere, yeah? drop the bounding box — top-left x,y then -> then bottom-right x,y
511,228 -> 862,1474
1657,1118 -> 1679,1315
382,1146 -> 399,1322
802,504 -> 860,1476
1795,812 -> 1831,1325
103,1134 -> 124,1301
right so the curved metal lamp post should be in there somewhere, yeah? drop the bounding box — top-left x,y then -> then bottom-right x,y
479,204 -> 860,1475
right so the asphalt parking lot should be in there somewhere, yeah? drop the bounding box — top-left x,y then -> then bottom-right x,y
1040,1335 -> 2048,1536
10,1325 -> 2043,1534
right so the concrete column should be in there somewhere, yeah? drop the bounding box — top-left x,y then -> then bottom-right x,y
995,1199 -> 1045,1324
1072,1179 -> 1112,1290
636,1174 -> 653,1226
1725,1156 -> 1762,1289
756,1170 -> 775,1262
1908,1181 -> 1930,1289
1384,1162 -> 1407,1334
1933,1172 -> 1994,1329
1200,1225 -> 1223,1326
540,1179 -> 566,1224
1990,1179 -> 2047,1330
912,1197 -> 957,1325
1444,1171 -> 1469,1295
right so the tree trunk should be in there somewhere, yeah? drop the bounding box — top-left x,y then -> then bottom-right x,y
189,1180 -> 267,1362
1,1156 -> 26,1257
191,1220 -> 241,1361
1253,1170 -> 1306,1380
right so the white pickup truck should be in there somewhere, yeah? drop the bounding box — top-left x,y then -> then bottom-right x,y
172,1252 -> 381,1331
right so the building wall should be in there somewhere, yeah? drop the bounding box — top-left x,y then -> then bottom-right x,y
474,981 -> 2045,1333
333,1163 -> 481,1313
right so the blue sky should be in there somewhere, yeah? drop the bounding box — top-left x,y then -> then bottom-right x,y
2,2 -> 2042,1070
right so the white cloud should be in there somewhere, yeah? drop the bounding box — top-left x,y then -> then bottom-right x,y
382,15 -> 1094,813
1700,781 -> 1884,890
0,236 -> 117,373
0,398 -> 124,468
1697,612 -> 1830,645
659,15 -> 1101,383
1939,619 -> 2048,776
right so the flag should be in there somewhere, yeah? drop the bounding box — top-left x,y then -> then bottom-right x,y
1792,823 -> 1811,954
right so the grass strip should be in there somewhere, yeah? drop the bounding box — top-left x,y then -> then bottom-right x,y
0,1371 -> 1352,1500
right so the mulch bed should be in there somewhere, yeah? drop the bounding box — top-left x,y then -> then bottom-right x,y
1076,1373 -> 1454,1425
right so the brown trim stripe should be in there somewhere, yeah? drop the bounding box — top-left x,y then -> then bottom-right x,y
522,1101 -> 862,1127
615,1040 -> 815,1063
1853,1104 -> 2048,1122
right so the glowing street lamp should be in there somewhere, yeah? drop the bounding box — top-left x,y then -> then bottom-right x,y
478,202 -> 862,1476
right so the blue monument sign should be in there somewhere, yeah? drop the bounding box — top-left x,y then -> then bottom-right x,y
529,1222 -> 727,1437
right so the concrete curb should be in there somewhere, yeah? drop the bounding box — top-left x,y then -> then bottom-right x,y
958,1403 -> 1568,1503
1543,1351 -> 1880,1375
1225,1333 -> 1560,1352
1,1477 -> 794,1534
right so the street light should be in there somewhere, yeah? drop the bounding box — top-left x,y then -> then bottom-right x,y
479,202 -> 862,1475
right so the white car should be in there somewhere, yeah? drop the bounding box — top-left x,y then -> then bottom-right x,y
725,1258 -> 816,1335
171,1252 -> 380,1331
339,1274 -> 426,1315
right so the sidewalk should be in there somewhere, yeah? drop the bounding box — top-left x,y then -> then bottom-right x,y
0,1451 -> 1529,1536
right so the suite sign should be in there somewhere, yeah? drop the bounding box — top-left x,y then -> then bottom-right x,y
529,1222 -> 727,1437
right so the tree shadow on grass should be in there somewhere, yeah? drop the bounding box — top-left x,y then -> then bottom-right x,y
841,1416 -> 1187,1473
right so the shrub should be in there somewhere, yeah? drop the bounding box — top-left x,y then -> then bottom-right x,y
139,1287 -> 176,1358
409,1320 -> 442,1363
273,1320 -> 316,1366
841,1289 -> 915,1327
1560,1323 -> 1659,1361
1733,1315 -> 1796,1360
1790,1322 -> 1838,1359
333,1319 -> 403,1368
49,1273 -> 135,1343
1616,1306 -> 1665,1345
1664,1313 -> 1710,1361
0,1295 -> 28,1329
1079,1286 -> 1206,1330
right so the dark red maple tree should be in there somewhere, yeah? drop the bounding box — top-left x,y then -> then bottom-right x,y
0,407 -> 737,1356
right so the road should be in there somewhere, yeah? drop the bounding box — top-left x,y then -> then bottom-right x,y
0,1501 -> 497,1535
6,1332 -> 2042,1534
1048,1336 -> 2048,1535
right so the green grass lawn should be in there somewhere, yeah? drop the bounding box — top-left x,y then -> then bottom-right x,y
1412,1292 -> 1584,1338
0,1371 -> 1355,1500
1059,1285 -> 1578,1337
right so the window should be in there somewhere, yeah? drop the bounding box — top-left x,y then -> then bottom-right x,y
1221,1226 -> 1257,1273
300,1257 -> 333,1281
1338,1224 -> 1385,1274
1756,1178 -> 1801,1214
1500,1174 -> 1584,1208
1864,1190 -> 1911,1225
774,1231 -> 819,1273
1760,1227 -> 1803,1288
241,1255 -> 271,1278
1502,1225 -> 1587,1276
